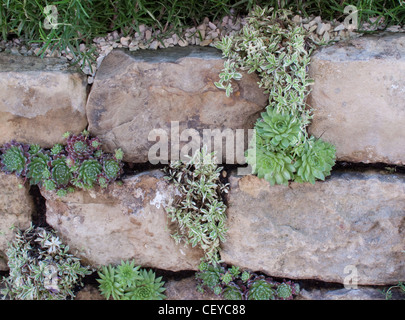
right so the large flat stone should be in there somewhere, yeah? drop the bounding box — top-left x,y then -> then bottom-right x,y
222,170 -> 405,285
0,53 -> 88,148
307,32 -> 405,165
42,170 -> 203,271
0,172 -> 34,270
86,47 -> 268,164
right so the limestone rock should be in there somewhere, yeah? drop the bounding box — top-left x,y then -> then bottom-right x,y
165,276 -> 223,300
308,33 -> 405,165
86,47 -> 268,164
298,287 -> 401,300
41,170 -> 203,271
0,172 -> 34,270
221,170 -> 405,285
0,53 -> 88,148
74,284 -> 105,300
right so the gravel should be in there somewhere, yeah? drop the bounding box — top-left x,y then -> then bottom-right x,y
0,13 -> 401,84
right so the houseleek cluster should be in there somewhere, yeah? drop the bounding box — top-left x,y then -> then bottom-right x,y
0,130 -> 124,196
96,260 -> 166,300
215,6 -> 335,185
196,262 -> 300,300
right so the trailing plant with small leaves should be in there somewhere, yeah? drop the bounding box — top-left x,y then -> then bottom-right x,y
162,146 -> 229,265
96,260 -> 166,300
215,6 -> 335,185
196,263 -> 300,300
1,224 -> 91,300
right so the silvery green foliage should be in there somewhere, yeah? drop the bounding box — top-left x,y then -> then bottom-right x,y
163,146 -> 229,265
1,224 -> 91,300
215,6 -> 335,185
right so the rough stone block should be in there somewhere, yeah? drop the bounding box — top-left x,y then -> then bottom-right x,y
42,170 -> 203,271
222,170 -> 405,285
0,53 -> 88,148
86,47 -> 268,164
308,33 -> 405,165
0,172 -> 34,270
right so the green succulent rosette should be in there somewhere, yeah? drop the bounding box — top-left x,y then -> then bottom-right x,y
245,133 -> 296,186
222,284 -> 243,300
195,263 -> 222,289
247,278 -> 275,300
102,157 -> 122,182
51,157 -> 72,187
294,136 -> 336,184
256,107 -> 302,149
77,159 -> 102,188
276,282 -> 293,300
115,260 -> 142,288
65,131 -> 101,161
124,269 -> 166,300
0,141 -> 30,176
97,265 -> 124,300
97,260 -> 166,301
26,152 -> 51,185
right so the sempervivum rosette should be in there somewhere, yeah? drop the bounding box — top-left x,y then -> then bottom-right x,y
50,157 -> 72,188
222,284 -> 243,300
275,281 -> 300,300
247,276 -> 275,300
100,148 -> 124,186
124,269 -> 166,300
255,107 -> 302,149
0,141 -> 30,177
245,133 -> 296,186
26,151 -> 51,186
76,159 -> 102,189
102,157 -> 123,184
65,130 -> 101,162
294,136 -> 336,184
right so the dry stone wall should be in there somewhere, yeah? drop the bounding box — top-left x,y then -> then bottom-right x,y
0,31 -> 404,299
